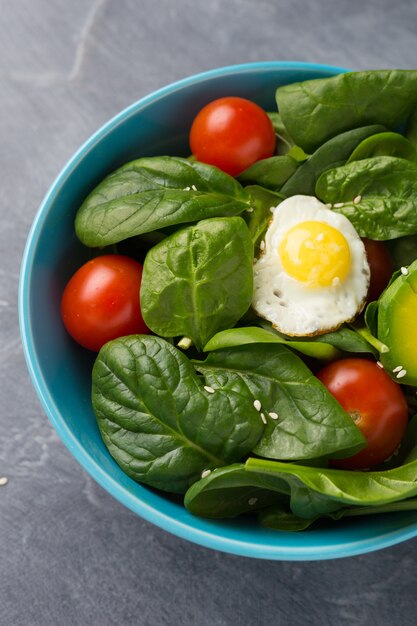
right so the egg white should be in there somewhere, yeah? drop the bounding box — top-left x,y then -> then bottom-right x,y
252,195 -> 370,336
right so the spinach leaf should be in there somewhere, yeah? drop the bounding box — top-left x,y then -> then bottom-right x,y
313,326 -> 378,356
316,156 -> 417,240
92,336 -> 264,494
186,451 -> 417,524
75,156 -> 250,247
237,156 -> 298,190
347,132 -> 417,164
256,321 -> 378,356
184,464 -> 288,519
259,502 -> 317,531
259,498 -> 417,531
287,485 -> 342,518
281,125 -> 385,197
276,69 -> 417,153
244,186 -> 283,248
246,456 -> 417,518
193,344 -> 365,461
203,326 -> 341,361
140,217 -> 253,351
203,324 -> 377,360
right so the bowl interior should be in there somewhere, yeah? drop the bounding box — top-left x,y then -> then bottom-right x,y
20,62 -> 417,560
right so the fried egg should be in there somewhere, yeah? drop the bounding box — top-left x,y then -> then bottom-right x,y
252,195 -> 370,336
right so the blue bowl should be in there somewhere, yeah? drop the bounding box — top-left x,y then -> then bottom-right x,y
19,61 -> 417,560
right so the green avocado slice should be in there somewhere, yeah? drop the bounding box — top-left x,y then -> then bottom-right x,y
378,259 -> 417,386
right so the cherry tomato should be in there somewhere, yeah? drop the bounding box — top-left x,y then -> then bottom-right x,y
61,255 -> 149,352
189,96 -> 276,176
317,358 -> 408,470
362,238 -> 393,302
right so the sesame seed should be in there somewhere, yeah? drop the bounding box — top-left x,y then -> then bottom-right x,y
401,266 -> 409,276
396,369 -> 407,379
0,477 -> 8,486
332,277 -> 340,287
316,232 -> 324,242
177,336 -> 192,350
269,412 -> 279,420
191,184 -> 198,191
326,203 -> 332,209
246,207 -> 254,213
248,497 -> 258,506
305,241 -> 314,249
253,399 -> 262,411
334,202 -> 344,208
260,412 -> 267,425
204,386 -> 215,394
201,469 -> 212,479
393,365 -> 403,373
260,241 -> 265,251
376,361 -> 384,369
183,186 -> 191,191
353,195 -> 362,204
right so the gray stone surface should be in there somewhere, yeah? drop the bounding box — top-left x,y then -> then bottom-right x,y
2,0 -> 417,624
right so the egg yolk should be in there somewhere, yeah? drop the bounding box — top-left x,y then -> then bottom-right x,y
278,221 -> 351,287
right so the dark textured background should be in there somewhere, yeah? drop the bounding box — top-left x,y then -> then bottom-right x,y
2,1 -> 417,624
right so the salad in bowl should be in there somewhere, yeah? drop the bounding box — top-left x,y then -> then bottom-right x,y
20,62 -> 417,558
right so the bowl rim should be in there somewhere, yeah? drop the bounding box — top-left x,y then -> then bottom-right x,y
19,60 -> 417,560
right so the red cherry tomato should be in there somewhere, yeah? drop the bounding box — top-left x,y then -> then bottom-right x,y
362,238 -> 393,302
317,358 -> 408,470
189,96 -> 276,176
61,255 -> 149,352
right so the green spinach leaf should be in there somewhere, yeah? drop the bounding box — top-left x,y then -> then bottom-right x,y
347,132 -> 417,164
184,464 -> 288,519
186,451 -> 417,525
193,344 -> 365,461
246,456 -> 417,518
259,498 -> 417,531
237,156 -> 298,190
313,326 -> 378,356
140,217 -> 253,351
75,156 -> 250,247
92,336 -> 264,494
244,185 -> 283,248
281,125 -> 385,197
316,156 -> 417,239
203,324 -> 377,360
203,326 -> 341,360
276,69 -> 417,153
258,502 -> 317,530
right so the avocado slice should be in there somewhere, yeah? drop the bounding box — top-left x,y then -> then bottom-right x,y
378,259 -> 417,386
